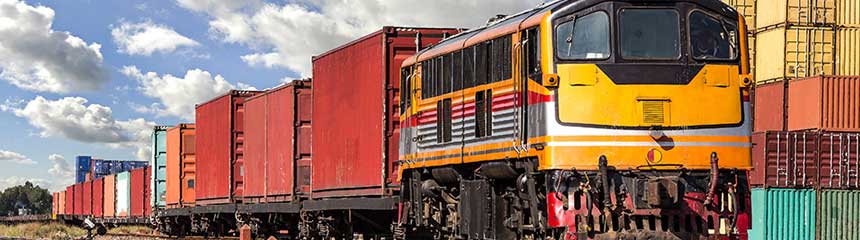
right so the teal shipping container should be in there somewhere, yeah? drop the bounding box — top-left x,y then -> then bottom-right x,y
818,190 -> 860,240
750,188 -> 816,240
151,126 -> 168,209
115,172 -> 131,217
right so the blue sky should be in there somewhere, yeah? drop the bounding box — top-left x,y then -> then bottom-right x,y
0,0 -> 543,191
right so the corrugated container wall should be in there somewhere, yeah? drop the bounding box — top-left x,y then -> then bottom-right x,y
92,178 -> 103,218
756,0 -> 835,28
817,132 -> 860,189
755,26 -> 835,83
115,172 -> 130,217
166,124 -> 196,208
51,192 -> 57,216
837,0 -> 860,27
836,27 -> 860,75
144,167 -> 151,216
73,183 -> 83,216
751,131 -> 860,188
196,91 -> 260,204
749,188 -> 816,240
103,175 -> 116,217
818,190 -> 860,239
244,80 -> 312,203
64,186 -> 73,215
786,75 -> 860,131
151,126 -> 168,209
83,181 -> 92,215
753,81 -> 786,132
130,167 -> 146,217
311,27 -> 461,198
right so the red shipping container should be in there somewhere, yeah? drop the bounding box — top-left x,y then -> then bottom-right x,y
753,81 -> 786,132
196,90 -> 261,204
752,131 -> 860,188
73,183 -> 83,216
311,27 -> 461,198
787,76 -> 860,132
244,80 -> 313,203
65,186 -> 74,215
83,181 -> 92,216
92,178 -> 104,218
144,167 -> 152,216
52,192 -> 58,216
130,167 -> 146,217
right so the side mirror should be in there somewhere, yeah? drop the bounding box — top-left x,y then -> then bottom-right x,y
543,73 -> 560,88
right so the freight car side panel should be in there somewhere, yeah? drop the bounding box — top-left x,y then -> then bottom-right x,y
65,186 -> 73,215
73,183 -> 82,216
787,76 -> 860,132
753,81 -> 785,132
267,84 -> 308,200
116,172 -> 130,217
144,167 -> 152,216
312,28 -> 458,197
232,96 -> 248,200
83,181 -> 92,216
58,191 -> 65,216
181,127 -> 197,206
152,127 -> 168,209
104,175 -> 116,217
93,178 -> 104,218
130,167 -> 148,217
166,125 -> 198,207
196,96 -> 232,203
243,95 -> 267,201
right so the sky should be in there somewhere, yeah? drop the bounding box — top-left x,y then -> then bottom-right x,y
0,0 -> 546,191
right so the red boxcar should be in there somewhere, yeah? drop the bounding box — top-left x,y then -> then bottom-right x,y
65,185 -> 74,215
73,183 -> 83,216
244,80 -> 313,203
93,178 -> 104,218
83,181 -> 92,216
311,27 -> 461,198
130,167 -> 149,217
751,131 -> 860,188
196,90 -> 261,204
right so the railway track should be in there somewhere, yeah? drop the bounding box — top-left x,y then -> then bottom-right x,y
98,232 -> 239,240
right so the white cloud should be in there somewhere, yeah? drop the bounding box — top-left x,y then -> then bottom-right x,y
0,150 -> 36,165
8,96 -> 155,161
111,20 -> 200,56
177,0 -> 541,76
236,82 -> 257,91
47,154 -> 73,179
0,0 -> 108,93
121,65 -> 235,120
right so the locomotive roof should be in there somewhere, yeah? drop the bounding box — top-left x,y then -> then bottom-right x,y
403,0 -> 738,67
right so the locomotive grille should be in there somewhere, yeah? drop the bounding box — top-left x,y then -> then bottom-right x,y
642,101 -> 665,125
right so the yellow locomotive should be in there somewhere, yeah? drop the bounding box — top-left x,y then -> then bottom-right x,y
397,0 -> 752,239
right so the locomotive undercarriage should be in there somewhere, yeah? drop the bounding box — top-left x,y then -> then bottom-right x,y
398,156 -> 749,240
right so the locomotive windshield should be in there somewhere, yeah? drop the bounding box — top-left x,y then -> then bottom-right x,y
619,9 -> 681,59
690,11 -> 738,60
555,11 -> 610,60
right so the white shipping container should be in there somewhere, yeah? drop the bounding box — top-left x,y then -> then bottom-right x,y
115,172 -> 131,217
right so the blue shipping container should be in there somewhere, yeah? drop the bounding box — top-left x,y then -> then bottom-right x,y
75,156 -> 92,183
91,159 -> 149,180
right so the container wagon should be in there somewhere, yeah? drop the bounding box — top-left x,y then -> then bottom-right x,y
151,126 -> 169,211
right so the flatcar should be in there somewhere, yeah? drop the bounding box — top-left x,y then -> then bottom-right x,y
396,0 -> 752,239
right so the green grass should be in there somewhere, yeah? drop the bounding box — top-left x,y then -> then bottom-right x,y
0,222 -> 87,239
105,225 -> 154,235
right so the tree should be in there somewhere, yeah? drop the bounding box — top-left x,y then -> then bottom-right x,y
0,182 -> 52,215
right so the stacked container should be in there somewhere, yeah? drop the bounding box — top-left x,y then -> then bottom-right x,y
244,79 -> 312,203
195,90 -> 260,205
750,75 -> 860,239
166,124 -> 197,208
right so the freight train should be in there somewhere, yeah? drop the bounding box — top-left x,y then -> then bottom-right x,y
52,0 -> 754,239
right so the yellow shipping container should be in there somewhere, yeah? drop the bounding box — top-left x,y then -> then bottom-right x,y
835,27 -> 860,75
723,0 -> 757,29
747,32 -> 757,79
755,26 -> 835,83
837,0 -> 860,27
757,0 -> 836,28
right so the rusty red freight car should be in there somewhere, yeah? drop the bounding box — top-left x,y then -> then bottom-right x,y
311,27 -> 461,198
243,79 -> 312,203
83,181 -> 92,216
73,183 -> 83,216
130,166 -> 150,217
196,90 -> 261,205
65,185 -> 74,215
93,178 -> 104,218
751,131 -> 860,188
